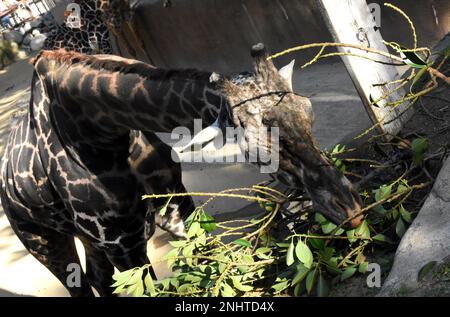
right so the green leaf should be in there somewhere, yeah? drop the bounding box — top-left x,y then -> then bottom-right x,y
165,248 -> 179,268
294,281 -> 305,297
413,137 -> 429,151
255,247 -> 272,260
411,138 -> 428,167
195,232 -> 207,247
184,208 -> 198,226
187,221 -> 201,238
396,180 -> 409,194
256,268 -> 265,279
159,197 -> 173,217
341,267 -> 357,281
112,268 -> 135,286
275,242 -> 290,248
295,240 -> 314,269
169,240 -> 188,248
331,144 -> 346,154
398,47 -> 428,68
317,275 -> 330,297
126,269 -> 143,286
309,238 -> 325,250
264,202 -> 276,212
271,280 -> 289,293
144,272 -> 156,296
324,258 -> 341,275
177,283 -> 191,294
292,264 -> 310,286
347,220 -> 370,243
286,241 -> 295,266
241,254 -> 254,264
112,283 -> 127,295
160,278 -> 171,290
321,221 -> 337,234
217,254 -> 228,273
199,211 -> 217,233
335,228 -> 345,236
184,274 -> 203,284
355,220 -> 371,239
232,238 -> 252,248
346,229 -> 357,243
443,46 -> 450,58
396,218 -> 406,238
411,65 -> 430,90
132,280 -> 145,297
400,205 -> 412,223
242,272 -> 255,281
199,278 -> 214,289
320,220 -> 345,235
230,276 -> 253,292
418,261 -> 437,281
391,207 -> 399,220
182,243 -> 195,266
373,204 -> 388,216
126,283 -> 138,295
305,269 -> 318,295
359,262 -> 369,273
170,278 -> 179,289
221,283 -> 236,297
318,247 -> 335,262
370,94 -> 381,108
355,252 -> 366,265
159,206 -> 168,217
315,213 -> 327,224
374,184 -> 392,202
373,233 -> 393,243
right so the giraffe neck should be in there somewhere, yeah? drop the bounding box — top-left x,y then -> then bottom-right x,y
33,50 -> 227,149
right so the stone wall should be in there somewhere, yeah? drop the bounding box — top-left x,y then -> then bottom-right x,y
115,0 -> 450,72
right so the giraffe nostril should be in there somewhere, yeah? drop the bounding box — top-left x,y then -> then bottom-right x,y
349,215 -> 363,228
346,194 -> 364,228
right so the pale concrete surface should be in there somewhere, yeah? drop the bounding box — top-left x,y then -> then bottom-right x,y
378,157 -> 450,296
0,56 -> 372,296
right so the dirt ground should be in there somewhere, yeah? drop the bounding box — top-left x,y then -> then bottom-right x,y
0,56 -> 35,155
403,77 -> 450,153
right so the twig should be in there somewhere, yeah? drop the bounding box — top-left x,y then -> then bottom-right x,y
418,98 -> 446,121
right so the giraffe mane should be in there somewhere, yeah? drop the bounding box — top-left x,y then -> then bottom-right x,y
32,49 -> 215,83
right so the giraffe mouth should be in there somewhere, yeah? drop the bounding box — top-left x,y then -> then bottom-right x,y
279,164 -> 362,229
309,187 -> 363,228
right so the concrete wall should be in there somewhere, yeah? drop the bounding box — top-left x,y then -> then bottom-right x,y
119,0 -> 450,73
47,0 -> 71,24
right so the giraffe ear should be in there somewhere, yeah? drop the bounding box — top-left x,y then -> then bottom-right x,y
278,59 -> 295,91
179,119 -> 222,153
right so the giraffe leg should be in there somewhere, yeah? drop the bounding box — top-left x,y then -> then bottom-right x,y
80,238 -> 116,297
7,218 -> 94,297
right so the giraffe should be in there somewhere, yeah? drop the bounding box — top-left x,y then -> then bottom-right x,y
0,45 -> 363,297
42,0 -> 184,255
44,0 -> 113,54
43,0 -> 150,61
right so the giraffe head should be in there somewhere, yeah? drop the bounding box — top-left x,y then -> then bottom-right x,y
213,44 -> 363,227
